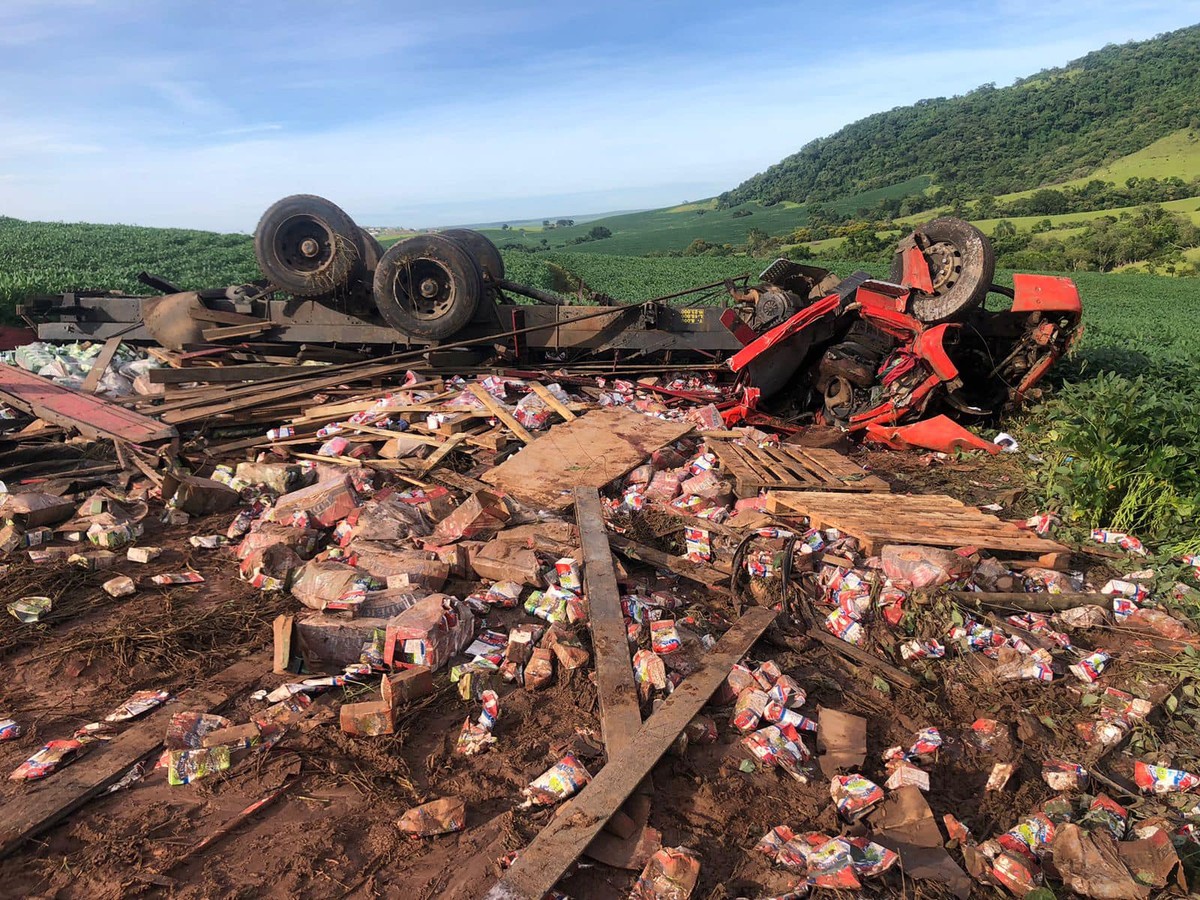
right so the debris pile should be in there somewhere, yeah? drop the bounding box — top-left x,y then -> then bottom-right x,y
0,212 -> 1194,898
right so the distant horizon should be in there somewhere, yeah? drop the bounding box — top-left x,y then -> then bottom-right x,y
1,2 -> 1198,231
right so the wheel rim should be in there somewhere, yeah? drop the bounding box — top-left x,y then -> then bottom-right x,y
389,258 -> 459,319
268,214 -> 343,275
923,240 -> 963,294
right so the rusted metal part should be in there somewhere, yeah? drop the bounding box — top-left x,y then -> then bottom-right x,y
0,363 -> 177,444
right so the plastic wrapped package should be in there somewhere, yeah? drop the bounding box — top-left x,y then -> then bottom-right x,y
383,594 -> 475,671
881,544 -> 972,590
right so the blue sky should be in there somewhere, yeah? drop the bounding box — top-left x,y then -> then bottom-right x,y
1,1 -> 1198,231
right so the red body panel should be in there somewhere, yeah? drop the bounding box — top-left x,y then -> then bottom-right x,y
1011,274 -> 1082,313
865,415 -> 1001,455
728,293 -> 840,373
901,245 -> 935,293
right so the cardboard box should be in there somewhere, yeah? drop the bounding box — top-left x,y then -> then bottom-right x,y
381,666 -> 434,709
340,700 -> 395,736
428,490 -> 509,544
384,594 -> 475,671
294,612 -> 391,669
470,538 -> 542,586
162,475 -> 240,516
271,476 -> 361,528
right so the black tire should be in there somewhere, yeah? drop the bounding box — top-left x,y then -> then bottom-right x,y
373,234 -> 482,340
889,218 -> 995,322
439,228 -> 505,281
254,194 -> 364,297
359,229 -> 385,275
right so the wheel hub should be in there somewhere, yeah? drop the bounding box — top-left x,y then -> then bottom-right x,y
392,260 -> 455,319
924,240 -> 962,294
274,215 -> 334,274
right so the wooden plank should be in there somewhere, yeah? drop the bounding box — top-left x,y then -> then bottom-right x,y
744,445 -> 821,488
201,322 -> 271,342
712,441 -> 886,494
80,337 -> 122,394
148,365 -> 304,385
188,308 -> 266,327
0,653 -> 267,859
575,487 -> 642,756
0,364 -> 177,445
607,534 -> 729,591
764,491 -> 1067,556
529,382 -> 577,422
158,358 -> 423,423
484,608 -> 776,900
482,408 -> 693,512
468,384 -> 535,444
417,433 -> 467,475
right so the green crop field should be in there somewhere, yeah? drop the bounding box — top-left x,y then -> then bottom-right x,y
0,217 -> 260,312
0,217 -> 1196,377
462,176 -> 933,258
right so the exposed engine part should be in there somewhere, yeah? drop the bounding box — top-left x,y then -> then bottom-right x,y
750,289 -> 799,330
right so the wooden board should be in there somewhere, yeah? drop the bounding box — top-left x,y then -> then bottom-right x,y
0,653 -> 267,858
0,363 -> 177,445
765,491 -> 1068,556
148,365 -> 306,384
711,441 -> 888,495
201,322 -> 272,342
482,408 -> 693,512
483,607 -> 776,900
467,384 -> 534,444
575,487 -> 642,756
529,382 -> 577,422
607,534 -> 729,591
80,336 -> 123,394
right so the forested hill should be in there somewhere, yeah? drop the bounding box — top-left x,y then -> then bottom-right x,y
720,24 -> 1200,207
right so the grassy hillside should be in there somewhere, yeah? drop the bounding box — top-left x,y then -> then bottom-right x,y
465,176 -> 933,257
720,24 -> 1200,206
997,129 -> 1200,202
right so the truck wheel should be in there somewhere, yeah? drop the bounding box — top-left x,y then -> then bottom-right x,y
889,218 -> 995,322
373,234 -> 482,340
440,229 -> 505,281
254,194 -> 364,297
359,229 -> 385,275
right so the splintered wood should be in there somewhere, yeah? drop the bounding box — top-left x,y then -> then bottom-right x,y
482,407 -> 693,511
710,440 -> 889,495
765,491 -> 1069,556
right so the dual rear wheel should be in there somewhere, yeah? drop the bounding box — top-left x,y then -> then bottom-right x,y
253,194 -> 504,340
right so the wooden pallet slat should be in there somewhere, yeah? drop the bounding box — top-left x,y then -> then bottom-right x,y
765,490 -> 1067,557
711,441 -> 888,495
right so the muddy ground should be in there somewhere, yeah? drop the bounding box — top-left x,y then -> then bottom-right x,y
0,448 -> 1189,900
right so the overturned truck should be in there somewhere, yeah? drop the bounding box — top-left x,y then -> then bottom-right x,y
21,195 -> 1081,431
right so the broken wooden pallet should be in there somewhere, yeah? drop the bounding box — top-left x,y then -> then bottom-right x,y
482,407 -> 693,512
765,491 -> 1068,556
711,440 -> 889,495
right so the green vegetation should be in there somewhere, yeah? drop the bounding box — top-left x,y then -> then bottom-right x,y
989,206 -> 1200,274
469,176 -> 932,258
996,129 -> 1200,201
0,217 -> 259,314
720,25 -> 1200,206
1024,370 -> 1200,555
